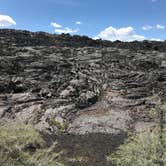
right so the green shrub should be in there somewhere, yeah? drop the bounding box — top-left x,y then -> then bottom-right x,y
108,128 -> 166,166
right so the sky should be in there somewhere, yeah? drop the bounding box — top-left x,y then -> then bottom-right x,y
0,0 -> 166,41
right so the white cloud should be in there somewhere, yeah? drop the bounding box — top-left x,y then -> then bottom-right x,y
142,25 -> 153,30
51,21 -> 78,34
76,21 -> 82,25
150,38 -> 162,41
0,15 -> 16,27
51,22 -> 62,28
142,24 -> 165,30
54,27 -> 78,34
156,24 -> 165,29
94,26 -> 145,41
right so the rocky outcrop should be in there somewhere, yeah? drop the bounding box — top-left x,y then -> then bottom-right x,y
0,29 -> 166,165
1,29 -> 166,51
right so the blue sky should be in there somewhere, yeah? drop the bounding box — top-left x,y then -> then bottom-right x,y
0,0 -> 166,41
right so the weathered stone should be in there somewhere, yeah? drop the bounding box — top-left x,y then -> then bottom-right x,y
1,29 -> 166,165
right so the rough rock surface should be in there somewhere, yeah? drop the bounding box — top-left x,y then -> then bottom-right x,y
0,29 -> 166,165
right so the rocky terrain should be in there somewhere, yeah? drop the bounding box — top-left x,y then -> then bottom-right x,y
0,29 -> 166,165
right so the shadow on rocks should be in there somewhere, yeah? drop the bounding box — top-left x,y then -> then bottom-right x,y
53,132 -> 127,166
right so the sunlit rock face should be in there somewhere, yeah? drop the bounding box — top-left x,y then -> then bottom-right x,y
0,29 -> 166,165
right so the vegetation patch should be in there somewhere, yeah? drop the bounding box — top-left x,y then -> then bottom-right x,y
49,117 -> 68,133
0,124 -> 64,166
108,128 -> 166,166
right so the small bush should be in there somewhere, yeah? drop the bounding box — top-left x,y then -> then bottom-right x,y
108,128 -> 166,166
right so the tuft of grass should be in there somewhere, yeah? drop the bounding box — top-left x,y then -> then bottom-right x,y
0,124 -> 44,147
0,124 -> 64,166
49,117 -> 68,133
108,128 -> 166,166
31,141 -> 65,166
67,156 -> 86,162
0,124 -> 44,166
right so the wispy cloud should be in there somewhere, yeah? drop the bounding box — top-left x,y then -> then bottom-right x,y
150,38 -> 162,41
94,26 -> 145,41
142,24 -> 165,30
54,27 -> 78,34
51,21 -> 78,34
156,24 -> 165,29
50,22 -> 62,28
0,15 -> 16,27
142,25 -> 153,30
75,21 -> 82,25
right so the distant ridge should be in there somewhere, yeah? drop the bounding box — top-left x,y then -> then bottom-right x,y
0,28 -> 166,51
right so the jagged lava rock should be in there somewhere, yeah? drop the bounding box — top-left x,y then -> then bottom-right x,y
1,29 -> 166,165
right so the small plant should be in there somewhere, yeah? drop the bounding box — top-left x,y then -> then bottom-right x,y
108,128 -> 166,166
49,117 -> 68,133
